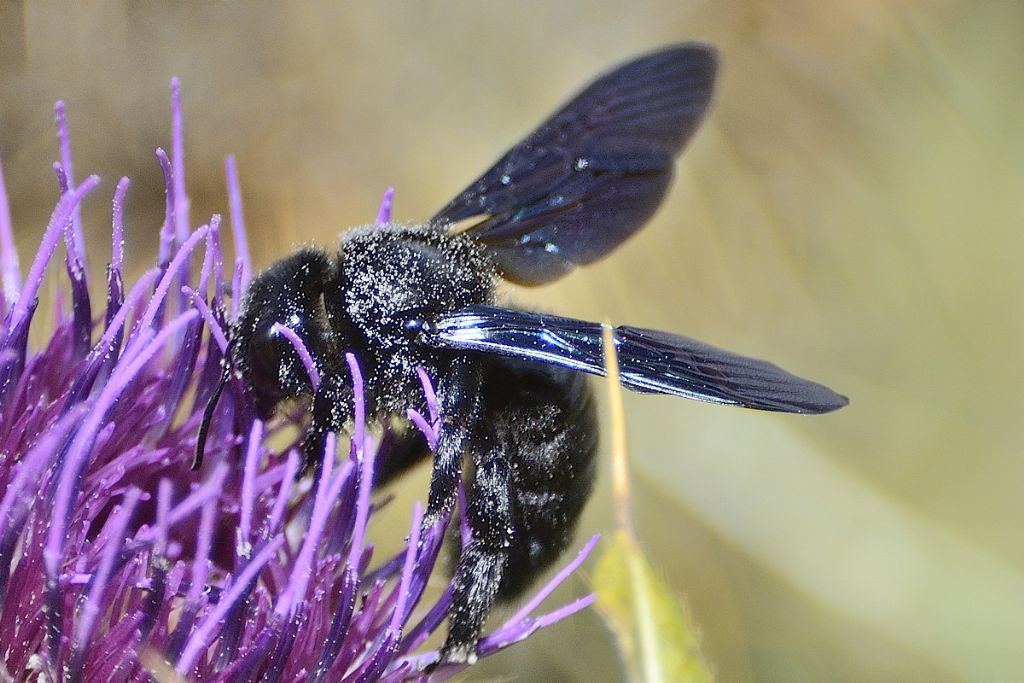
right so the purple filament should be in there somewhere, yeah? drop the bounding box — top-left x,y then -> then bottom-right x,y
135,226 -> 210,334
501,533 -> 600,628
376,187 -> 396,224
238,420 -> 265,554
111,177 -> 129,275
176,535 -> 286,675
155,148 -> 175,267
155,479 -> 172,558
182,286 -> 230,352
54,101 -> 88,270
7,175 -> 99,336
272,322 -> 321,390
346,352 -> 367,457
73,488 -> 141,657
45,309 -> 200,578
225,155 -> 251,295
0,155 -> 20,304
170,78 -> 190,248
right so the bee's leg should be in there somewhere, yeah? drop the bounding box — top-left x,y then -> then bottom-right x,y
435,358 -> 598,665
422,360 -> 482,530
439,454 -> 513,665
301,370 -> 351,475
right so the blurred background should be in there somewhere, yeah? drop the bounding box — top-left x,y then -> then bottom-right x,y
2,1 -> 1022,681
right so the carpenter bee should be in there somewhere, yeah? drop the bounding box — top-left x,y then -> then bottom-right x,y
195,43 -> 848,664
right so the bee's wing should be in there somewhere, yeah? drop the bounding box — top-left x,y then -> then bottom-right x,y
421,305 -> 848,414
431,44 -> 717,286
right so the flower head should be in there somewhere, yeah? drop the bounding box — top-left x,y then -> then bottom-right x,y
0,80 -> 594,681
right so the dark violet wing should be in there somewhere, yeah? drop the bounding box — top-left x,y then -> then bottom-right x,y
431,44 -> 718,285
419,306 -> 848,414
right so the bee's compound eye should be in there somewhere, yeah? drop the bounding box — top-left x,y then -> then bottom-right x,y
248,328 -> 285,379
242,327 -> 293,417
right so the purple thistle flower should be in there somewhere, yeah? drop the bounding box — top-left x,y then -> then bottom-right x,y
0,81 -> 596,681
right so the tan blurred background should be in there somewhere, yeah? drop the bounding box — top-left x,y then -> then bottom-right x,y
2,1 -> 1022,681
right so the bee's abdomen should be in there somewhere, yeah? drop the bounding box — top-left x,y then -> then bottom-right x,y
477,357 -> 598,598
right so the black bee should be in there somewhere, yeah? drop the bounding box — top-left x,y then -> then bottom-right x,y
195,43 -> 847,664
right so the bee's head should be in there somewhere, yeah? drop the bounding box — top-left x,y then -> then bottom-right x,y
193,248 -> 338,469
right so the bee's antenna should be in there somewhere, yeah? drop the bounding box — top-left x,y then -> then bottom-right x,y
193,337 -> 237,470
